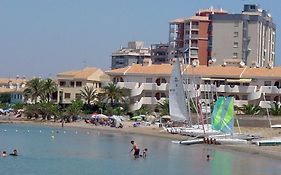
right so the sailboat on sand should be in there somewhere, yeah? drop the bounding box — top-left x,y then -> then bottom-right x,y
166,58 -> 253,145
165,57 -> 219,135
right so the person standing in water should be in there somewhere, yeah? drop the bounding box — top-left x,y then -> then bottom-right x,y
206,154 -> 211,161
130,140 -> 140,158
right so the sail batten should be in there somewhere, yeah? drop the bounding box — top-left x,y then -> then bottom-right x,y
169,58 -> 189,122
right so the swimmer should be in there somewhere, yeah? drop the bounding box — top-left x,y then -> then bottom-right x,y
9,149 -> 18,156
206,154 -> 211,161
2,151 -> 7,157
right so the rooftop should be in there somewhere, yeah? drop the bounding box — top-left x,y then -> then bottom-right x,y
57,67 -> 100,79
106,64 -> 281,79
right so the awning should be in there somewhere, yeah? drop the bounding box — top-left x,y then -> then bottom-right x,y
226,78 -> 252,83
202,78 -> 225,81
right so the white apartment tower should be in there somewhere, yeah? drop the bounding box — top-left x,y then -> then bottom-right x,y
210,4 -> 276,68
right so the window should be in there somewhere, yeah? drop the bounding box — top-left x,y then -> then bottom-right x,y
242,95 -> 248,100
190,49 -> 198,55
234,32 -> 239,37
233,53 -> 238,58
250,5 -> 256,10
145,92 -> 152,97
113,77 -> 124,83
233,42 -> 238,48
59,81 -> 66,87
70,81 -> 75,87
146,78 -> 153,83
75,93 -> 81,99
76,81 -> 82,87
234,21 -> 239,27
115,58 -> 125,65
264,81 -> 271,86
65,93 -> 71,99
265,96 -> 271,101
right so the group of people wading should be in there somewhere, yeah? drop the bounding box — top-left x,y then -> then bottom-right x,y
203,137 -> 220,145
130,140 -> 147,159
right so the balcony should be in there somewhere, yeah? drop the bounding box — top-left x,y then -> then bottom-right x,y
130,97 -> 166,111
260,86 -> 280,94
191,25 -> 199,30
190,44 -> 198,48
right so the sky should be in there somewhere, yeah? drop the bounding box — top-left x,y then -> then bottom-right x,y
0,0 -> 280,78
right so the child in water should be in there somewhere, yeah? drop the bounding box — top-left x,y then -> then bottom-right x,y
2,151 -> 7,157
139,148 -> 148,158
142,148 -> 148,158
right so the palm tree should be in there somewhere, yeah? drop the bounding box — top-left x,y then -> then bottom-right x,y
270,102 -> 281,116
23,78 -> 44,103
134,106 -> 150,116
158,99 -> 169,116
65,100 -> 83,122
80,86 -> 97,105
241,104 -> 261,116
103,83 -> 130,107
41,78 -> 57,102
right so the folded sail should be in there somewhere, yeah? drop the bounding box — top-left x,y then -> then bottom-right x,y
169,58 -> 188,122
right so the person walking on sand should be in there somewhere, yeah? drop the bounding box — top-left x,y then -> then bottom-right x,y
130,140 -> 140,159
61,119 -> 65,128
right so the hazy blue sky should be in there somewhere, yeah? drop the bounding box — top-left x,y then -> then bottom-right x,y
0,0 -> 279,78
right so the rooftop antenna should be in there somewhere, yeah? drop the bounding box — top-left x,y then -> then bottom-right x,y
83,58 -> 87,68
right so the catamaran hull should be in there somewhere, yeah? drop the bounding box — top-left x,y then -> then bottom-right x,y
252,139 -> 281,146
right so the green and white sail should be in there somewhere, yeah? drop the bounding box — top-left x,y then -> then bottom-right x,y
211,96 -> 234,134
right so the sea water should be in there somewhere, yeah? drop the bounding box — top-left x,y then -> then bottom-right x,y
0,124 -> 280,175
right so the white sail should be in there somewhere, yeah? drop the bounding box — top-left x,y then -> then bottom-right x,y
169,58 -> 189,122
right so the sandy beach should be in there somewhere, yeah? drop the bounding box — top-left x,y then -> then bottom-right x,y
1,118 -> 281,161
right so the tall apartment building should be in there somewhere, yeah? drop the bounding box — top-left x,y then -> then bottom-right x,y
210,4 -> 276,67
111,41 -> 151,69
150,43 -> 169,64
169,7 -> 227,65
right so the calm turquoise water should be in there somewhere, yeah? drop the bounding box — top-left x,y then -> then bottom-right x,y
0,124 -> 280,175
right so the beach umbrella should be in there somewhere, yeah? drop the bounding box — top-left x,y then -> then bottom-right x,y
161,115 -> 171,119
131,116 -> 142,121
145,115 -> 156,122
112,115 -> 122,127
97,114 -> 108,119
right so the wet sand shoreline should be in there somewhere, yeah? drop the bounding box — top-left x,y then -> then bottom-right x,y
1,119 -> 281,161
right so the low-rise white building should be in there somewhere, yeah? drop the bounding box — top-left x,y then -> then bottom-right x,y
56,67 -> 110,104
0,78 -> 27,104
106,63 -> 281,111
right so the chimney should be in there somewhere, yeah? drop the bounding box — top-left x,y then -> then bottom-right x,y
142,58 -> 152,66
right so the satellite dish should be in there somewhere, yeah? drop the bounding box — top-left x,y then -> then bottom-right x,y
239,61 -> 245,67
192,59 -> 199,67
